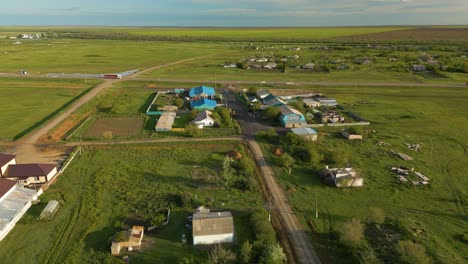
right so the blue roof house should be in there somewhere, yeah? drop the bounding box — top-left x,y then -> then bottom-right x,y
189,86 -> 215,99
279,105 -> 307,128
191,98 -> 217,110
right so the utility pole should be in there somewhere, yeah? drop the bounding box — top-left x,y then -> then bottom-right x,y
315,192 -> 318,219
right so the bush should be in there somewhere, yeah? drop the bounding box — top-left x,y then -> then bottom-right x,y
251,209 -> 276,244
208,245 -> 236,264
260,243 -> 286,264
339,218 -> 364,248
396,240 -> 431,264
367,207 -> 385,224
322,148 -> 348,166
185,124 -> 201,137
263,107 -> 281,120
239,241 -> 253,264
347,126 -> 363,135
277,153 -> 295,174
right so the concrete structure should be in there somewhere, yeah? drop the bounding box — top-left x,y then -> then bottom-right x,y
412,65 -> 427,72
303,99 -> 321,108
302,62 -> 315,69
189,86 -> 215,100
0,179 -> 37,241
4,164 -> 57,186
279,105 -> 306,128
155,112 -> 176,131
111,226 -> 145,256
314,97 -> 338,106
320,167 -> 364,187
0,154 -> 16,177
191,98 -> 217,110
192,110 -> 214,128
256,90 -> 270,100
342,130 -> 363,140
192,207 -> 234,245
291,127 -> 318,141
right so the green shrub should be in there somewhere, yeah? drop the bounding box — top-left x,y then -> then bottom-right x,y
396,240 -> 431,264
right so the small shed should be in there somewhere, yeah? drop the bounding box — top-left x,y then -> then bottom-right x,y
291,127 -> 318,141
40,200 -> 59,220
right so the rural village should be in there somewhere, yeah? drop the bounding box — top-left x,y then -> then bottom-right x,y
0,25 -> 466,264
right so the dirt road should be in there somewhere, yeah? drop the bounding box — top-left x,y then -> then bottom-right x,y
225,88 -> 321,263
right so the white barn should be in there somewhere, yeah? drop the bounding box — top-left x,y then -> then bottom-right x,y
192,207 -> 234,245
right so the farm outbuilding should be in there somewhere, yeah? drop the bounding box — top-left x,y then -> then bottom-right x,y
155,112 -> 176,131
40,200 -> 59,220
279,105 -> 307,128
192,207 -> 234,245
0,153 -> 16,177
111,226 -> 144,256
291,127 -> 318,141
4,164 -> 57,186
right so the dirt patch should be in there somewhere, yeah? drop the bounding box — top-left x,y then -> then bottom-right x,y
85,116 -> 144,138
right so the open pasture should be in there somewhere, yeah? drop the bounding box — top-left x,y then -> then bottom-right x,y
257,84 -> 468,263
0,142 -> 262,263
0,78 -> 98,140
0,38 -> 229,74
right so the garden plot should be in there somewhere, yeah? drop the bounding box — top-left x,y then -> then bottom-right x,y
84,116 -> 144,138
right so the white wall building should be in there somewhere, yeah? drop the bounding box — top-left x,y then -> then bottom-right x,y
192,207 -> 234,245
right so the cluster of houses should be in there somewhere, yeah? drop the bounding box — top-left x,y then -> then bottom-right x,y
154,86 -> 218,131
412,53 -> 441,72
18,33 -> 43,39
0,153 -> 58,241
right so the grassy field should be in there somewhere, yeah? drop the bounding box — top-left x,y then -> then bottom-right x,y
0,142 -> 264,263
0,78 -> 100,141
143,45 -> 468,84
256,85 -> 468,263
0,39 -> 229,74
0,26 -> 410,41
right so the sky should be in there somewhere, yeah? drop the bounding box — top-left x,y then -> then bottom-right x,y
0,0 -> 467,27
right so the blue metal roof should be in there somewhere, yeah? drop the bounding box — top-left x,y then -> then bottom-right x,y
189,86 -> 215,97
191,98 -> 217,109
291,127 -> 317,135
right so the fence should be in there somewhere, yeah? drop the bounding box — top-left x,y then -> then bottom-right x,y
306,122 -> 370,128
145,92 -> 161,115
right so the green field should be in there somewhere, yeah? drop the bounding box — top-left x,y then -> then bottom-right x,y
0,26 -> 410,41
257,85 -> 468,263
0,39 -> 229,74
0,78 -> 99,140
0,142 -> 266,263
143,45 -> 468,84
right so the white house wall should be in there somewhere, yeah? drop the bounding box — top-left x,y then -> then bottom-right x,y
46,168 -> 58,182
193,233 -> 234,245
1,159 -> 16,176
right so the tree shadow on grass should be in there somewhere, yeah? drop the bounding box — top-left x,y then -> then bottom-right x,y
84,227 -> 118,252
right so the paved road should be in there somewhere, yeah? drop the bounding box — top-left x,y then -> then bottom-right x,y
226,87 -> 321,264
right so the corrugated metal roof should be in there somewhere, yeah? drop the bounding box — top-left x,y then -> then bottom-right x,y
291,127 -> 317,135
155,112 -> 176,131
193,110 -> 213,122
191,98 -> 217,109
5,164 -> 56,178
189,86 -> 215,97
280,105 -> 303,116
192,211 -> 234,237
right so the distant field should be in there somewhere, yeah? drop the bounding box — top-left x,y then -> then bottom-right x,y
337,27 -> 468,42
0,26 -> 410,41
0,142 -> 263,263
0,78 -> 99,140
127,27 -> 409,41
0,39 -> 229,74
257,84 -> 468,263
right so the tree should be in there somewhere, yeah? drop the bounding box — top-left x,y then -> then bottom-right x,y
174,98 -> 184,108
208,245 -> 237,264
247,87 -> 258,96
222,156 -> 235,187
280,132 -> 303,147
185,124 -> 201,137
396,240 -> 431,264
278,153 -> 295,174
322,148 -> 348,166
260,243 -> 286,264
289,100 -> 306,114
263,106 -> 281,120
339,218 -> 364,248
150,214 -> 166,227
347,126 -> 363,135
239,241 -> 253,264
264,128 -> 278,143
367,207 -> 385,224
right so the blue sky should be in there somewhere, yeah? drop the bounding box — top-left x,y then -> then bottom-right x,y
0,0 -> 467,26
